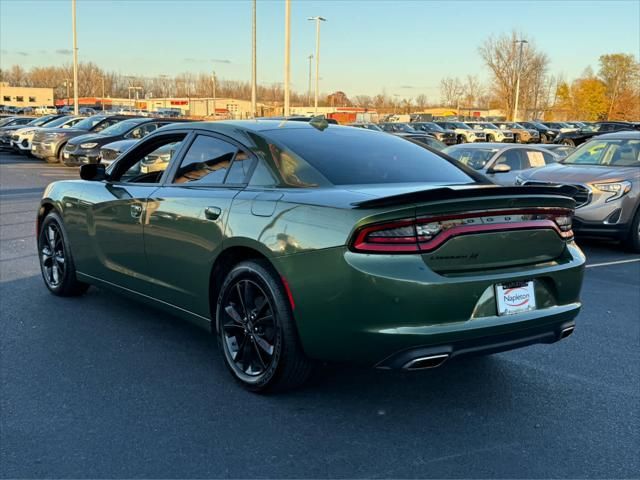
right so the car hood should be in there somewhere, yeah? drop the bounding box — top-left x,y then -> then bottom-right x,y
68,133 -> 116,146
520,163 -> 639,184
102,139 -> 137,152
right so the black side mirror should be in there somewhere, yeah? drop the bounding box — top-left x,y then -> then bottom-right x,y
487,163 -> 511,174
80,163 -> 107,181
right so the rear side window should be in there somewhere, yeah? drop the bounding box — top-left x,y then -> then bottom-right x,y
266,127 -> 475,185
173,135 -> 237,184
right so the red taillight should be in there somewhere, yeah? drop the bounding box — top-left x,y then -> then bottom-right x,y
350,208 -> 573,254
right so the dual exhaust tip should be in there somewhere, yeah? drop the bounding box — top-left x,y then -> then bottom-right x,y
401,326 -> 575,371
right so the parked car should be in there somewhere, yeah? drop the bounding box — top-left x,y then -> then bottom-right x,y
349,122 -> 384,132
443,143 -> 559,185
98,139 -> 137,168
541,122 -> 578,133
554,121 -> 639,147
492,122 -> 540,144
465,121 -> 515,143
434,121 -> 486,143
533,144 -> 575,160
61,117 -> 191,166
35,106 -> 58,115
258,116 -> 339,125
0,116 -> 34,129
379,123 -> 447,148
36,120 -> 584,392
409,122 -> 457,145
408,135 -> 448,151
0,114 -> 62,149
518,121 -> 560,143
379,122 -> 420,134
517,131 -> 640,251
10,115 -> 84,155
31,115 -> 134,163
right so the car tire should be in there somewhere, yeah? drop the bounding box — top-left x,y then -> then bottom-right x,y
623,210 -> 640,253
216,260 -> 313,393
486,134 -> 494,142
562,139 -> 576,147
38,211 -> 90,296
457,135 -> 467,144
540,134 -> 548,144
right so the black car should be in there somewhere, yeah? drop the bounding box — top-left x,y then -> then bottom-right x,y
410,122 -> 457,145
519,121 -> 560,144
554,121 -> 640,147
62,118 -> 191,166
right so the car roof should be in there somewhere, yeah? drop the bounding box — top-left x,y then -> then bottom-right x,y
593,131 -> 640,140
159,119 -> 322,134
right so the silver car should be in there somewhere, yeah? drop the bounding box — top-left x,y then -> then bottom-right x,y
443,143 -> 559,185
516,131 -> 640,251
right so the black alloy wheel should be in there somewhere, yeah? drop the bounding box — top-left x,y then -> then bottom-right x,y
216,260 -> 313,392
221,278 -> 278,378
38,212 -> 89,296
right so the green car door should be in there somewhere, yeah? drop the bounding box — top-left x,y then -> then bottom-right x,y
143,133 -> 255,317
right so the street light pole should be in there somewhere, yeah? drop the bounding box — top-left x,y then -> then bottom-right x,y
513,39 -> 528,122
283,0 -> 291,116
307,54 -> 313,107
251,0 -> 257,118
101,76 -> 105,111
71,0 -> 79,115
307,16 -> 326,115
212,72 -> 217,120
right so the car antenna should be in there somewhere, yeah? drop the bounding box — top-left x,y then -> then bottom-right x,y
309,115 -> 329,131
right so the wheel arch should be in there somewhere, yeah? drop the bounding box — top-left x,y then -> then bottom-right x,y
36,200 -> 59,234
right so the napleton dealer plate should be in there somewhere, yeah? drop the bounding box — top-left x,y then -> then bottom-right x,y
495,281 -> 536,316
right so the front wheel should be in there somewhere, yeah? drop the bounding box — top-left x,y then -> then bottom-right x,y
216,260 -> 313,393
38,212 -> 89,296
623,210 -> 640,253
562,138 -> 576,147
457,135 -> 467,144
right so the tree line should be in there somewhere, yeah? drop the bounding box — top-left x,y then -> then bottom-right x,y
1,31 -> 638,120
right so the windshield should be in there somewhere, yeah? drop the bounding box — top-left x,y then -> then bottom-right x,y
43,116 -> 74,128
100,119 -> 142,136
73,116 -> 107,130
267,127 -> 476,186
0,117 -> 16,127
562,139 -> 640,166
28,115 -> 57,126
443,146 -> 499,169
450,122 -> 471,130
364,124 -> 382,131
416,123 -> 444,132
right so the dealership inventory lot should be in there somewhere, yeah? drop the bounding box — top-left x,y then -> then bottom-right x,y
1,153 -> 638,478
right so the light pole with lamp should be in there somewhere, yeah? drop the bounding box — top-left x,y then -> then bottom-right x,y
513,39 -> 528,121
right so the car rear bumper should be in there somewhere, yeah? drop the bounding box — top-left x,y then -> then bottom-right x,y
275,242 -> 585,365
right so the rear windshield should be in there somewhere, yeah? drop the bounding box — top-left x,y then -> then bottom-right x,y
266,127 -> 475,186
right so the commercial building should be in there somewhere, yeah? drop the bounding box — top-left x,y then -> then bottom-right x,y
0,83 -> 54,108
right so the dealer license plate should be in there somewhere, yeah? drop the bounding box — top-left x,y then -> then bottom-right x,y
495,281 -> 536,316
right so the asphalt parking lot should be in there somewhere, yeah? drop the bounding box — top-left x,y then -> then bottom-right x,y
1,152 -> 638,479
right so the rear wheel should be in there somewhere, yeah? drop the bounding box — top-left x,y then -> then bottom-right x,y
486,134 -> 495,142
540,134 -> 548,143
457,135 -> 467,144
623,210 -> 640,253
562,138 -> 576,147
216,260 -> 313,393
38,212 -> 89,296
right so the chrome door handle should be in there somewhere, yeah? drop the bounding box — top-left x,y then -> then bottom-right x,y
204,206 -> 222,220
130,204 -> 143,218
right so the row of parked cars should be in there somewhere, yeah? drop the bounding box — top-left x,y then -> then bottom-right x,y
0,113 -> 190,166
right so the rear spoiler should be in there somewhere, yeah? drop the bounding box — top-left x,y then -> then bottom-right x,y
351,184 -> 578,209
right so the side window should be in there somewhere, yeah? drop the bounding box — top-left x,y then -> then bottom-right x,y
494,149 -> 523,170
173,135 -> 237,185
94,119 -> 119,132
128,123 -> 159,139
249,160 -> 278,186
225,150 -> 254,184
112,135 -> 186,183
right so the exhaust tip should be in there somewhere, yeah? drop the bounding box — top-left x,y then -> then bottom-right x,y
403,353 -> 449,370
560,326 -> 575,339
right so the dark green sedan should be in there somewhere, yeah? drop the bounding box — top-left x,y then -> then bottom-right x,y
37,120 -> 585,392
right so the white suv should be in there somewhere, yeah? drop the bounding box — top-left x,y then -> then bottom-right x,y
435,121 -> 486,143
466,122 -> 514,143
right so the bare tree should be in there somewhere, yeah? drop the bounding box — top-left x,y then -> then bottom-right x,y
478,31 -> 549,119
414,94 -> 429,110
440,77 -> 463,108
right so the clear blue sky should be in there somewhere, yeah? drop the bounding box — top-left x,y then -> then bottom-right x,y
1,0 -> 638,100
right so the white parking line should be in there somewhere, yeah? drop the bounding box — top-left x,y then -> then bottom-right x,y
586,258 -> 640,268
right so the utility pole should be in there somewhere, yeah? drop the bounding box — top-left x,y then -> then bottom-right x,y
307,16 -> 326,114
212,72 -> 217,120
307,54 -> 313,107
513,39 -> 528,122
101,76 -> 105,111
283,0 -> 291,116
251,0 -> 257,118
63,79 -> 71,107
71,0 -> 79,115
